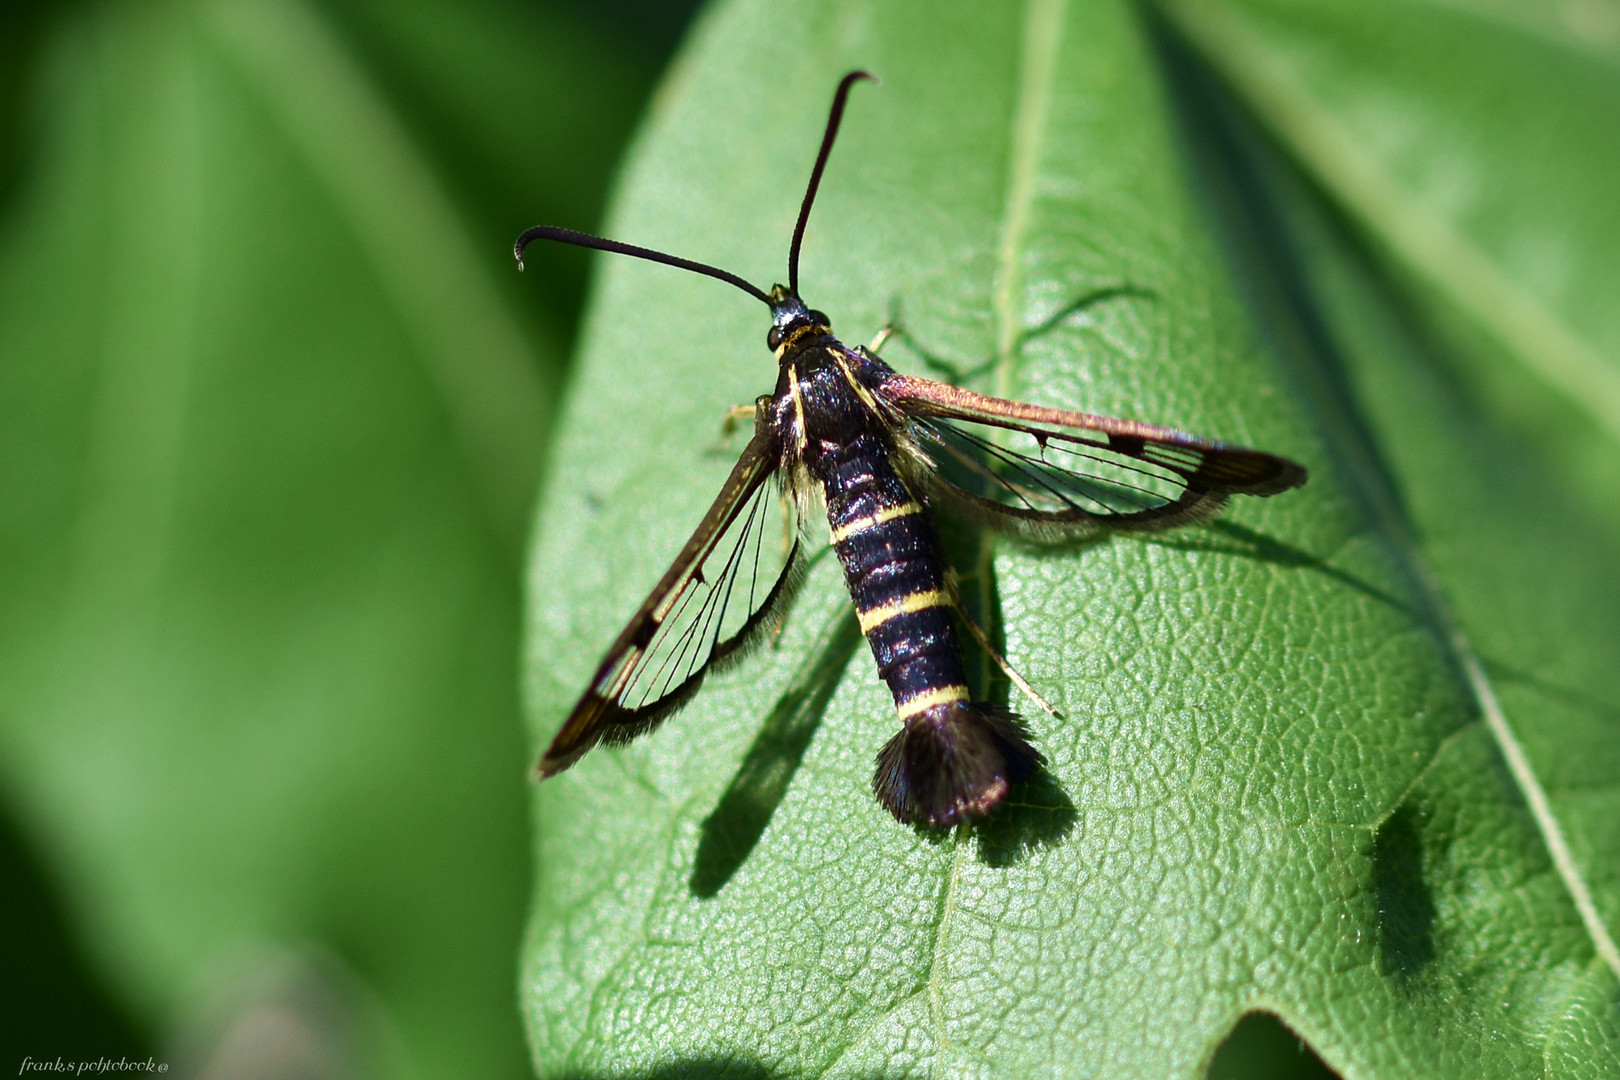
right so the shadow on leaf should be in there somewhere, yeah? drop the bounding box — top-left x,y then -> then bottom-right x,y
880,284 -> 1154,384
895,766 -> 1076,864
973,767 -> 1078,867
1373,802 -> 1437,979
691,611 -> 864,898
1148,520 -> 1419,622
555,1058 -> 904,1080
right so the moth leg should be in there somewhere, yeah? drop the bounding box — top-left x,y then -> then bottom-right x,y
866,294 -> 907,354
719,402 -> 757,437
946,578 -> 1063,720
704,402 -> 761,455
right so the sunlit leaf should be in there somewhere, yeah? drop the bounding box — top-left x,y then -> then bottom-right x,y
523,0 -> 1620,1076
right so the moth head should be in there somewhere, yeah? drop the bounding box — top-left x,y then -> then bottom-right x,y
767,285 -> 831,352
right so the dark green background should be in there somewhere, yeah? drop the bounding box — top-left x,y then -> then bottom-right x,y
0,1 -> 695,1076
2,1 -> 1616,1078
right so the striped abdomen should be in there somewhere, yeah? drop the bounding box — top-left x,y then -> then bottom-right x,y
811,431 -> 1042,827
816,432 -> 967,719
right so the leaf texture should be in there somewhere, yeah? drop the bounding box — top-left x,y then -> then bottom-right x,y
523,0 -> 1620,1075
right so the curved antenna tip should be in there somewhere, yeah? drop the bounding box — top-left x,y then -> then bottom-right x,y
788,70 -> 877,298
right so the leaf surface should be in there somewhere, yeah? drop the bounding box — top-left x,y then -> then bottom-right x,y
1162,0 -> 1620,1011
525,0 -> 1619,1075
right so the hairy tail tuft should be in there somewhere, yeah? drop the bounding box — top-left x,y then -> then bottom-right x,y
872,702 -> 1043,827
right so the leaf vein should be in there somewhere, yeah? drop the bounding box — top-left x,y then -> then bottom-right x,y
1161,0 -> 1620,449
1457,646 -> 1620,979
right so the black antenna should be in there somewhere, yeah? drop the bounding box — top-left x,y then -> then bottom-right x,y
787,70 -> 875,298
514,226 -> 773,307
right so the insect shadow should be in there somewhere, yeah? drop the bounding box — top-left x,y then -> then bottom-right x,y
880,285 -> 1157,385
690,567 -> 1080,895
934,508 -> 1080,866
902,768 -> 1078,868
1372,802 -> 1436,980
691,609 -> 865,898
1150,519 -> 1419,623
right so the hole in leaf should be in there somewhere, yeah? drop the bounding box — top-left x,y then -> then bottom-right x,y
1207,1012 -> 1341,1080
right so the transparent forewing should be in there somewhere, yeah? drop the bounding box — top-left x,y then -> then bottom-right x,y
880,372 -> 1306,541
613,474 -> 803,715
917,416 -> 1198,522
536,431 -> 805,778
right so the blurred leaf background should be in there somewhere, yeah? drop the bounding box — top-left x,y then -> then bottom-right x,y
0,0 -> 696,1076
4,0 -> 1619,1078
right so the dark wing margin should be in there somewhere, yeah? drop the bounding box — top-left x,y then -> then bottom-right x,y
537,429 -> 805,778
880,373 -> 1306,541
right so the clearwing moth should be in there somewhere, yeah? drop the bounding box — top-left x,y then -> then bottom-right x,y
516,72 -> 1306,827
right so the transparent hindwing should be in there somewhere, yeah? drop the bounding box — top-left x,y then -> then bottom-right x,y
538,430 -> 806,776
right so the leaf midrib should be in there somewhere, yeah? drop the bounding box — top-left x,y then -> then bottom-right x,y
910,0 -> 1071,1066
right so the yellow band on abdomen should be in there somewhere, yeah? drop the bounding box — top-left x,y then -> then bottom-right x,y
896,684 -> 970,720
857,588 -> 947,633
830,500 -> 922,545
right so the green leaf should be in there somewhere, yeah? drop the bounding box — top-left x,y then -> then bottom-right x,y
524,0 -> 1620,1076
1162,0 -> 1620,535
1162,0 -> 1620,1026
0,0 -> 649,1073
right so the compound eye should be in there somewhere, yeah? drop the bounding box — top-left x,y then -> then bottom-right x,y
808,310 -> 830,329
767,326 -> 784,350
